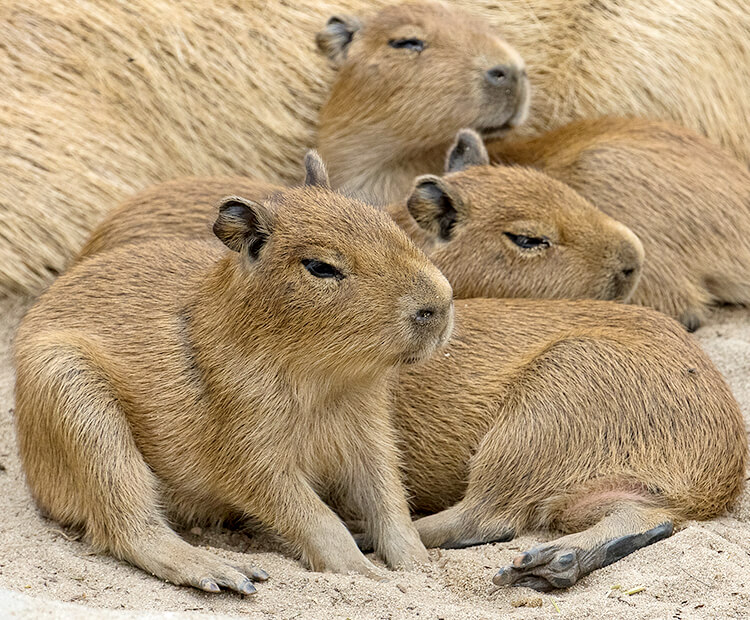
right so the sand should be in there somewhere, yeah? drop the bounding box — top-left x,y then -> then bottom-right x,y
1,295 -> 749,619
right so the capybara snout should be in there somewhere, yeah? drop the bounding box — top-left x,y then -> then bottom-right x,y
399,270 -> 454,364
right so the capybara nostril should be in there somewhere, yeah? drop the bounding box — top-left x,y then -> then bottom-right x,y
622,267 -> 636,278
413,307 -> 435,325
485,65 -> 514,87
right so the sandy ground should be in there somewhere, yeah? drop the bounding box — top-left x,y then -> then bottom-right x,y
1,294 -> 749,619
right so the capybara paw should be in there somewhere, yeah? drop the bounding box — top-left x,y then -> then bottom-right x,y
381,538 -> 429,570
492,522 -> 673,591
493,546 -> 583,591
308,550 -> 385,579
164,548 -> 268,595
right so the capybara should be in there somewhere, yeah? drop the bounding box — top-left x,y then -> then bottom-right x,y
78,136 -> 643,304
4,0 -> 749,294
488,117 -> 750,329
316,1 -> 529,203
14,153 -> 454,592
64,164 -> 746,593
394,298 -> 746,590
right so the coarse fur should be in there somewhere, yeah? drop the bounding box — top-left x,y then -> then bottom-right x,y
488,117 -> 750,329
77,146 -> 644,305
14,154 -> 455,593
316,2 -> 529,204
65,165 -> 746,592
394,298 -> 746,590
23,242 -> 749,590
3,0 -> 749,295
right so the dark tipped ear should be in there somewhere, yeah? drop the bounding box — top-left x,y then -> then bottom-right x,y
446,129 -> 490,173
213,196 -> 273,258
406,176 -> 461,241
304,150 -> 331,189
316,15 -> 362,67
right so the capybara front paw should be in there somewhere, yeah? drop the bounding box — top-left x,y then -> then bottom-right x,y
381,536 -> 429,570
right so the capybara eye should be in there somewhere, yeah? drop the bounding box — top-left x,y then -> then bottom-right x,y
504,232 -> 551,250
388,38 -> 425,52
302,259 -> 344,280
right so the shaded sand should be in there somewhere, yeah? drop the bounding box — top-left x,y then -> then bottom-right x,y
1,295 -> 749,619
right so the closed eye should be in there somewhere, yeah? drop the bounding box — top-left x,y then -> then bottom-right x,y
388,38 -> 425,52
302,259 -> 344,280
504,232 -> 551,250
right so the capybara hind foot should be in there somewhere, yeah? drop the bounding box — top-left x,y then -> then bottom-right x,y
414,504 -> 515,549
126,528 -> 268,594
493,521 -> 673,591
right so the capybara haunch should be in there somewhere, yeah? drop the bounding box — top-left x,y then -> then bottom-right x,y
4,0 -> 749,294
488,117 -> 750,329
394,299 -> 746,590
78,136 -> 643,304
14,153 -> 454,592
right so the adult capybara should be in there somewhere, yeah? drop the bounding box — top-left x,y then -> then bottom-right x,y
3,0 -> 748,294
488,117 -> 750,329
77,137 -> 643,305
14,153 -> 454,592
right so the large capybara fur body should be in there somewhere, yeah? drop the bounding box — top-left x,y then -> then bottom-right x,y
488,117 -> 750,329
3,0 -> 749,295
14,154 -> 455,592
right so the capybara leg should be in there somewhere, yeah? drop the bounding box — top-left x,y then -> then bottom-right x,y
347,440 -> 429,570
243,474 -> 383,578
493,503 -> 674,591
414,503 -> 514,549
125,524 -> 268,594
14,339 -> 267,594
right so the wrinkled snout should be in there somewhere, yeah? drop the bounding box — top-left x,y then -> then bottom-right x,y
478,48 -> 530,134
607,222 -> 645,302
401,268 -> 454,364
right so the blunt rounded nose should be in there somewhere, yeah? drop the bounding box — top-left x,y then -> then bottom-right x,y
485,64 -> 516,87
413,307 -> 435,326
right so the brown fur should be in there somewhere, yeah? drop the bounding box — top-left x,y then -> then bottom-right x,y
488,117 -> 750,329
317,2 -> 529,204
4,0 -> 748,295
396,300 -> 746,560
21,242 -> 748,590
14,154 -> 455,592
77,159 -> 644,305
46,171 -> 748,592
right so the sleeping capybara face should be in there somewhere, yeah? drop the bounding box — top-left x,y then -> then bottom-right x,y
317,1 -> 529,150
402,131 -> 643,302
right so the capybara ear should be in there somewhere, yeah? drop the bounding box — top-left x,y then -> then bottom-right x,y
407,176 -> 462,241
213,196 -> 273,258
304,150 -> 331,189
445,129 -> 490,173
316,15 -> 362,67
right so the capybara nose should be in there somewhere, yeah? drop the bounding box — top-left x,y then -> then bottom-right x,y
485,65 -> 516,87
612,239 -> 644,301
413,307 -> 436,326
